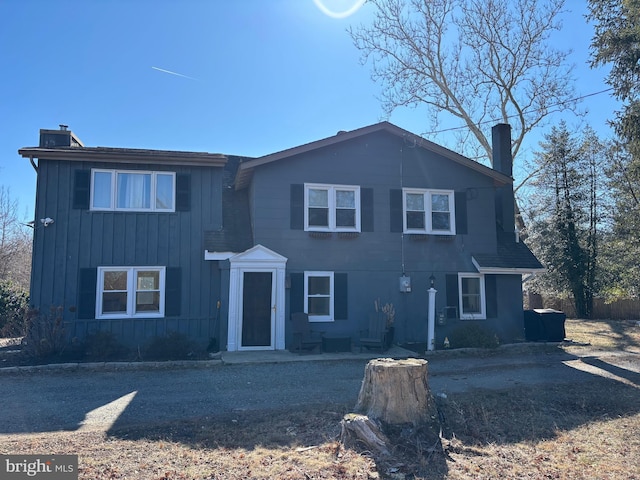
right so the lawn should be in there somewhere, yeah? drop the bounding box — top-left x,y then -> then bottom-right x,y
1,319 -> 639,479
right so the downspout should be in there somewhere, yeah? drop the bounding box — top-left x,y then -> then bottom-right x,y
28,155 -> 38,172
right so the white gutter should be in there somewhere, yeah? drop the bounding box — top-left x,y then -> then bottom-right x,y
204,250 -> 236,261
472,257 -> 547,275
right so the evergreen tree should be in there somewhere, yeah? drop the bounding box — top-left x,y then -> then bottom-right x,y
525,123 -> 603,317
588,0 -> 640,296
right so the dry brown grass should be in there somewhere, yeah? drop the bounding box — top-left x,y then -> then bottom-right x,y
564,318 -> 640,351
1,319 -> 639,479
436,379 -> 640,480
0,408 -> 377,479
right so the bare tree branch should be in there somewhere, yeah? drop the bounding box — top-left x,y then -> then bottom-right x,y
0,186 -> 32,289
350,0 -> 579,173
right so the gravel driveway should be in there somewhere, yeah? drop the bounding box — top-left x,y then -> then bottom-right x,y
1,346 -> 638,434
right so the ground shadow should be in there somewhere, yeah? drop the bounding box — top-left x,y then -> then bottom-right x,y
3,348 -> 639,479
580,355 -> 640,387
436,361 -> 640,448
608,320 -> 640,351
106,402 -> 451,479
101,350 -> 640,479
0,370 -> 141,434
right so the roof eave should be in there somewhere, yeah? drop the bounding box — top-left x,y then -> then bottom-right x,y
472,257 -> 547,275
18,147 -> 228,167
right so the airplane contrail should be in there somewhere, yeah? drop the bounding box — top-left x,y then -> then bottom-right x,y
151,66 -> 198,81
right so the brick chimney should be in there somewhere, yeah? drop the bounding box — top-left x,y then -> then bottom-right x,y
492,124 -> 516,236
39,124 -> 84,148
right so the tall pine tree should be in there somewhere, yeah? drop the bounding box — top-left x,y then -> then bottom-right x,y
525,123 -> 603,317
588,0 -> 640,297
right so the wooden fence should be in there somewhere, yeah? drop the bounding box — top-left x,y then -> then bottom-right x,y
526,294 -> 640,320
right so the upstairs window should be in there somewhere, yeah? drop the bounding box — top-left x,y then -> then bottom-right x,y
403,188 -> 455,235
97,266 -> 166,319
304,184 -> 360,232
91,169 -> 176,212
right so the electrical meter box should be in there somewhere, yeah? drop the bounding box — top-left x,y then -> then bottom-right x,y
399,275 -> 412,293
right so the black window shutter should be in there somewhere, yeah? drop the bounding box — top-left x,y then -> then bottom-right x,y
175,174 -> 191,212
455,191 -> 468,235
73,170 -> 91,210
289,272 -> 304,315
290,184 -> 304,230
77,268 -> 97,319
390,189 -> 403,233
485,275 -> 498,318
361,188 -> 374,232
165,267 -> 182,316
445,274 -> 459,318
334,273 -> 348,320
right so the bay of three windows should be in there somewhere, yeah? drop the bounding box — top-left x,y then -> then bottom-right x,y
304,183 -> 455,234
91,169 -> 176,212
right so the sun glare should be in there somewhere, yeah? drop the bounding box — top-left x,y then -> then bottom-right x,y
313,0 -> 366,18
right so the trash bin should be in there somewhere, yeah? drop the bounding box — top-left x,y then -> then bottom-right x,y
524,309 -> 566,342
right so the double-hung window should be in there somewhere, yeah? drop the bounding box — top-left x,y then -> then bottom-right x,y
305,184 -> 360,232
97,266 -> 166,318
403,188 -> 455,235
304,271 -> 334,322
458,273 -> 486,319
91,169 -> 176,212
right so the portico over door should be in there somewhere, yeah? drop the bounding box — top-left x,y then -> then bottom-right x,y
227,245 -> 287,352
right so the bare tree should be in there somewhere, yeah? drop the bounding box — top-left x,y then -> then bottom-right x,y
0,186 -> 32,290
349,0 -> 579,175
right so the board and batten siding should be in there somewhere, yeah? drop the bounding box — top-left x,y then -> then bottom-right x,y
31,159 -> 224,347
247,131 -> 522,343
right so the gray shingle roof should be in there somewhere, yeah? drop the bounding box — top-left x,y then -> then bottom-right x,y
472,231 -> 544,273
204,156 -> 253,253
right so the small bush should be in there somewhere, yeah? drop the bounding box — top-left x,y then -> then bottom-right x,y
144,331 -> 196,361
21,306 -> 68,358
84,331 -> 129,361
0,281 -> 29,337
449,323 -> 500,349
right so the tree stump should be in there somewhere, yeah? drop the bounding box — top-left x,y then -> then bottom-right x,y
341,358 -> 442,462
355,357 -> 436,426
340,413 -> 390,456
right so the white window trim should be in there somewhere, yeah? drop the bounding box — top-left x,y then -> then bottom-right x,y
304,183 -> 361,232
304,271 -> 334,322
90,169 -> 176,212
402,188 -> 456,235
458,273 -> 486,320
96,266 -> 166,319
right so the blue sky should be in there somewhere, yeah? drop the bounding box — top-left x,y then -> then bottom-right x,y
0,0 -> 616,220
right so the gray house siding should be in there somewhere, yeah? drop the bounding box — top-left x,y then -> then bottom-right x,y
246,131 -> 525,345
22,122 -> 540,352
30,159 -> 224,348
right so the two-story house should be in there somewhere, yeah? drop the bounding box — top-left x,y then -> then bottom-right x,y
19,122 -> 543,352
